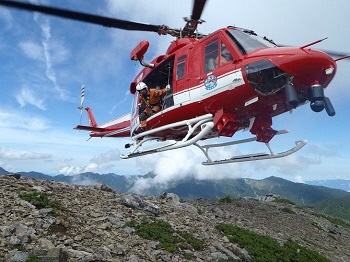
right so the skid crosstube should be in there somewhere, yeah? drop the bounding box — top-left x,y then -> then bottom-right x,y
120,114 -> 214,159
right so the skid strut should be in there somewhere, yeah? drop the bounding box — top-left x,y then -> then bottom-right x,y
120,114 -> 214,159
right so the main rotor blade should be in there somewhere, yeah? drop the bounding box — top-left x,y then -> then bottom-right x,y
0,0 -> 161,33
278,44 -> 350,60
321,50 -> 350,59
191,0 -> 207,20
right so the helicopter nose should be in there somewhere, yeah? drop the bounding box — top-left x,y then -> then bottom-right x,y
274,48 -> 337,88
245,47 -> 336,116
274,48 -> 336,116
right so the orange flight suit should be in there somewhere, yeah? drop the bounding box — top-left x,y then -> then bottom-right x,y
139,88 -> 167,128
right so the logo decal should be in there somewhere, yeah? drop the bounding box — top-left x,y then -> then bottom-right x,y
205,75 -> 217,90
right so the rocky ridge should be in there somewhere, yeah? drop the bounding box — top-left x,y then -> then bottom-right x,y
1,174 -> 349,261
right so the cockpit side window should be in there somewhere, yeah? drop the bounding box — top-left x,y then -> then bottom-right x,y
218,43 -> 234,66
204,38 -> 219,73
204,39 -> 234,73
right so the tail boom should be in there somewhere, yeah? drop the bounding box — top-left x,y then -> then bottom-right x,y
74,110 -> 131,138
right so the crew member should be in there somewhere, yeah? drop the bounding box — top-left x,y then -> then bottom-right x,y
136,82 -> 170,133
217,44 -> 233,66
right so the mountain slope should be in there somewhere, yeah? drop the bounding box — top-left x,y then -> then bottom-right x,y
16,171 -> 135,193
0,167 -> 9,175
168,176 -> 350,206
246,176 -> 349,206
1,174 -> 350,261
313,195 -> 350,220
2,167 -> 350,221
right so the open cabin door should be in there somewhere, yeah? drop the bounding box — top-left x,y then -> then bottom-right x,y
145,56 -> 175,110
130,56 -> 175,132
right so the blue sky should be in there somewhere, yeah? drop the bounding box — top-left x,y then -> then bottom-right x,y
1,0 -> 349,187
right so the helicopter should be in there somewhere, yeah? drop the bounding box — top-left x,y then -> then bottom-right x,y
1,0 -> 349,165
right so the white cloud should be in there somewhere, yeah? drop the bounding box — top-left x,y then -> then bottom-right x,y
57,165 -> 81,175
130,145 -> 244,193
71,175 -> 96,186
15,86 -> 46,110
18,40 -> 44,61
0,147 -> 51,160
49,38 -> 70,64
90,149 -> 121,165
252,154 -> 321,178
33,12 -> 72,101
55,149 -> 122,175
295,175 -> 304,183
0,109 -> 50,131
305,143 -> 340,158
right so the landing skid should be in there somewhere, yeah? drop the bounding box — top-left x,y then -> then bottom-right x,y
120,114 -> 214,159
121,116 -> 307,164
197,130 -> 307,165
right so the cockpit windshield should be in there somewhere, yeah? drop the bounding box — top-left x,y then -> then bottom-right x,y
227,28 -> 276,55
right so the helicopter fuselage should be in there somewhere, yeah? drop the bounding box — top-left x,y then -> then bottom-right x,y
102,26 -> 336,143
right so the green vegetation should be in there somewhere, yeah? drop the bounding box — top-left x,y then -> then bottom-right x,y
195,206 -> 203,215
272,196 -> 350,229
272,198 -> 296,205
183,252 -> 193,260
124,218 -> 204,253
311,211 -> 350,229
219,195 -> 233,204
19,190 -> 61,215
312,221 -> 326,232
281,207 -> 296,214
312,195 -> 350,222
26,254 -> 40,262
216,223 -> 329,262
9,244 -> 25,251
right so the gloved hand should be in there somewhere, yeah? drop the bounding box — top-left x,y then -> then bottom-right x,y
165,84 -> 171,91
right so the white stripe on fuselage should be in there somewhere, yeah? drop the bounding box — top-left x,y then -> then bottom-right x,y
167,68 -> 244,112
192,68 -> 244,101
99,113 -> 131,128
104,126 -> 131,137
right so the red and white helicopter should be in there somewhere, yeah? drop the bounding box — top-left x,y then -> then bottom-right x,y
2,0 -> 349,165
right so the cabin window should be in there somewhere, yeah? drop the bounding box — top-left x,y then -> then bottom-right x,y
176,55 -> 187,80
204,38 -> 219,73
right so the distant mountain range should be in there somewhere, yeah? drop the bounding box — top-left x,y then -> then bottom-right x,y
1,167 -> 350,221
306,179 -> 350,192
0,167 -> 9,175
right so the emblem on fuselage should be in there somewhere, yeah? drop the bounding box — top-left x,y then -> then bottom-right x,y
205,75 -> 218,90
